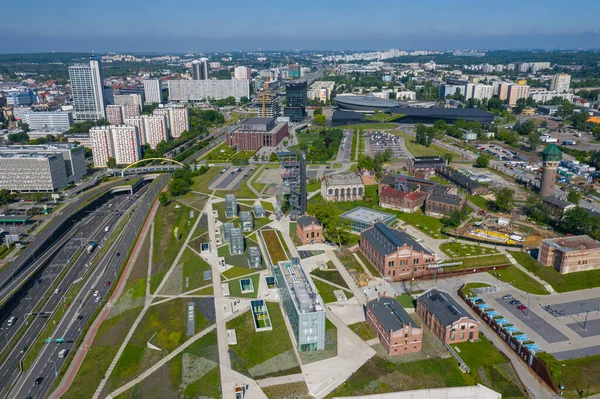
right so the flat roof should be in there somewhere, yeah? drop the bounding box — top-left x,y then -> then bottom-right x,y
340,206 -> 395,224
368,296 -> 418,331
428,193 -> 464,206
417,289 -> 472,326
544,235 -> 600,252
0,215 -> 32,223
277,258 -> 324,313
326,173 -> 363,186
334,95 -> 400,108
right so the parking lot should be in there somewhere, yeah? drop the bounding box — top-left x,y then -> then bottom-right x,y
209,166 -> 256,191
365,130 -> 408,158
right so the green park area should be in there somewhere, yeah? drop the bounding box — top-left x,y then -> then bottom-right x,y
392,130 -> 458,159
461,282 -> 491,297
313,278 -> 354,303
441,242 -> 499,257
104,298 -> 212,392
262,382 -> 310,399
396,294 -> 415,308
348,321 -> 376,341
537,352 -> 600,399
467,194 -> 490,209
227,274 -> 260,298
396,211 -> 445,238
336,123 -> 398,130
365,112 -> 404,123
261,229 -> 289,264
227,302 -> 301,379
509,250 -> 600,292
310,268 -> 349,289
190,167 -> 222,194
490,265 -> 548,295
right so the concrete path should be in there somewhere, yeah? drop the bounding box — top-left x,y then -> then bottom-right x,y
326,250 -> 367,307
352,252 -> 374,279
256,373 -> 305,388
311,274 -> 354,293
245,165 -> 264,198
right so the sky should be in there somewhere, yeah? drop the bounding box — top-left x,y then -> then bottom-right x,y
3,0 -> 600,53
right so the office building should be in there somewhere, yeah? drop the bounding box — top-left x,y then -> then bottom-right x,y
424,193 -> 467,217
90,125 -> 141,167
6,91 -> 36,106
339,207 -> 395,233
153,105 -> 189,138
538,235 -> 600,274
248,246 -> 262,268
234,66 -> 252,81
22,111 -> 73,132
124,115 -> 168,149
284,82 -> 307,122
225,194 -> 238,218
367,295 -> 423,355
321,173 -> 364,202
168,79 -> 249,102
540,144 -> 562,197
223,222 -> 234,242
550,73 -> 571,93
296,214 -> 323,245
507,84 -> 530,106
416,289 -> 480,344
69,56 -> 107,121
227,117 -> 288,151
191,58 -> 209,80
240,211 -> 254,233
359,223 -> 436,281
105,104 -> 124,125
307,81 -> 336,103
253,204 -> 266,218
143,79 -> 163,104
0,144 -> 86,191
114,93 -> 143,108
274,258 -> 326,352
229,228 -> 245,255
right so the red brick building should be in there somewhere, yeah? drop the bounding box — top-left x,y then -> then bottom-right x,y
367,295 -> 423,355
424,193 -> 467,217
359,223 -> 436,281
296,214 -> 323,245
226,117 -> 288,151
416,289 -> 480,344
379,186 -> 428,213
538,235 -> 600,274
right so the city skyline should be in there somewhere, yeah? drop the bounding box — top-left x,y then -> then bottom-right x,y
3,0 -> 600,53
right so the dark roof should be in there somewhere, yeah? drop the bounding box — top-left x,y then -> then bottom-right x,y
412,156 -> 446,168
361,223 -> 432,256
391,107 -> 495,124
297,215 -> 320,227
543,195 -> 574,210
417,289 -> 473,326
427,193 -> 464,206
244,117 -> 275,125
544,235 -> 600,252
331,110 -> 366,125
334,95 -> 400,109
436,166 -> 485,192
368,297 -> 418,331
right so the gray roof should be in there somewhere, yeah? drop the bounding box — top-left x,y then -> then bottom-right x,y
427,193 -> 464,206
543,195 -> 574,210
417,289 -> 472,326
368,297 -> 417,331
243,117 -> 275,125
297,215 -> 320,227
334,95 -> 400,108
361,223 -> 431,257
326,173 -> 363,186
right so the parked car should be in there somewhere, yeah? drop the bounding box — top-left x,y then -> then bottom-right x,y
502,294 -> 513,300
517,305 -> 527,310
509,300 -> 521,305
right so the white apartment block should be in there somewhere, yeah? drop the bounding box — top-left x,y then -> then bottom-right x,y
124,117 -> 145,146
125,115 -> 168,149
550,74 -> 571,93
105,104 -> 124,125
123,104 -> 141,119
307,81 -> 336,102
528,89 -> 573,103
234,66 -> 252,81
396,90 -> 416,101
22,111 -> 73,131
467,84 -> 494,101
153,106 -> 189,138
69,56 -> 106,121
0,153 -> 68,192
111,125 -> 141,165
114,93 -> 143,107
90,126 -> 113,167
168,79 -> 250,102
143,79 -> 163,104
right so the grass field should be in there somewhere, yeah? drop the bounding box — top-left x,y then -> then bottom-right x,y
454,334 -> 526,398
356,251 -> 382,277
396,211 -> 445,238
537,352 -> 600,399
223,265 -> 256,279
461,282 -> 491,297
227,274 -> 260,298
348,321 -> 377,341
181,247 -> 212,292
261,201 -> 275,212
310,268 -> 349,288
446,254 -> 510,268
509,250 -> 600,293
467,194 -> 490,209
306,179 -> 321,192
490,265 -> 548,295
261,229 -> 288,264
227,302 -> 301,379
391,130 -> 453,159
441,242 -> 498,257
396,294 -> 415,308
190,167 -> 221,193
262,382 -> 311,399
335,123 -> 398,130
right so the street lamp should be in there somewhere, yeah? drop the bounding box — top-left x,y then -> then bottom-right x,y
49,359 -> 58,377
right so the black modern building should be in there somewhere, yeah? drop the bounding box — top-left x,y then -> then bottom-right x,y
284,81 -> 307,122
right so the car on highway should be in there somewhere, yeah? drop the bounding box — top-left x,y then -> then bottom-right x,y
20,345 -> 28,353
35,376 -> 43,385
35,279 -> 42,285
93,290 -> 99,297
58,349 -> 68,358
94,296 -> 101,303
54,288 -> 61,295
105,281 -> 111,287
7,316 -> 17,326
509,300 -> 521,305
76,315 -> 84,321
502,294 -> 513,300
517,305 -> 527,310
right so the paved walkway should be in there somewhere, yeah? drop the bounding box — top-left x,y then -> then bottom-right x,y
256,373 -> 305,388
502,249 -> 555,294
352,252 -> 374,279
245,165 -> 264,198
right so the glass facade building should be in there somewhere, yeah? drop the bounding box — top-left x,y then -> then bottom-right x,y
284,82 -> 307,122
340,206 -> 396,233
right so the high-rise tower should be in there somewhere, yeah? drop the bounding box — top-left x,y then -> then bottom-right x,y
540,144 -> 562,197
69,56 -> 106,121
191,58 -> 209,80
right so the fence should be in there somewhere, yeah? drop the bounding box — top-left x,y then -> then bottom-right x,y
402,263 -> 509,282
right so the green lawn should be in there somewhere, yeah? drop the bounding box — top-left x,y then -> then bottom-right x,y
223,265 -> 256,279
227,274 -> 260,298
467,194 -> 490,209
262,382 -> 310,399
365,113 -> 404,123
454,335 -> 526,398
445,254 -> 510,269
217,244 -> 230,257
509,250 -> 600,293
261,201 -> 275,212
190,167 -> 222,193
261,229 -> 288,264
194,285 -> 214,295
490,265 -> 548,295
348,322 -> 377,341
339,250 -> 367,274
310,268 -> 349,289
396,294 -> 415,308
441,242 -> 498,257
461,282 -> 491,297
397,211 -> 445,238
227,302 -> 301,379
181,248 -> 212,292
335,123 -> 398,130
313,279 -> 353,303
537,352 -> 600,399
306,180 -> 321,192
392,130 -> 457,159
356,251 -> 382,277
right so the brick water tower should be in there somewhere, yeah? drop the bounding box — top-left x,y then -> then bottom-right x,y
540,144 -> 562,197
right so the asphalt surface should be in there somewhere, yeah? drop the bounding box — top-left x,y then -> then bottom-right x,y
7,174 -> 167,399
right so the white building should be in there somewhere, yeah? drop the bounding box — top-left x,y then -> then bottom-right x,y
69,56 -> 106,121
396,90 -> 416,101
143,79 -> 163,104
90,127 -> 113,167
168,79 -> 250,102
124,115 -> 168,149
152,105 -> 189,138
465,84 -> 494,101
114,93 -> 143,107
507,84 -> 530,105
550,73 -> 571,93
90,125 -> 141,167
234,66 -> 252,81
22,111 -> 73,132
307,81 -> 336,102
528,89 -> 573,103
105,104 -> 124,125
123,103 -> 141,119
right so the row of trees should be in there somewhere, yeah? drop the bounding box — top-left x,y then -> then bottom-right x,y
297,129 -> 344,162
356,148 -> 393,176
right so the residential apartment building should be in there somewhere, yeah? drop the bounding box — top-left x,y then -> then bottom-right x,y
307,81 -> 335,103
416,289 -> 480,344
550,73 -> 571,93
274,258 -> 326,352
153,105 -> 189,138
124,115 -> 168,149
69,56 -> 107,121
538,235 -> 600,274
143,79 -> 163,104
321,173 -> 364,202
367,295 -> 423,355
106,104 -> 124,125
396,90 -> 416,101
89,125 -> 141,167
191,59 -> 209,80
359,223 -> 436,281
226,117 -> 288,151
507,84 -> 530,106
234,66 -> 252,81
528,89 -> 573,103
168,79 -> 249,102
114,93 -> 143,108
21,111 -> 73,132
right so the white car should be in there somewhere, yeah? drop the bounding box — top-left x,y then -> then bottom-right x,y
93,290 -> 99,297
54,289 -> 61,295
94,296 -> 101,303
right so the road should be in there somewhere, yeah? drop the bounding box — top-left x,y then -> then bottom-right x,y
9,175 -> 167,399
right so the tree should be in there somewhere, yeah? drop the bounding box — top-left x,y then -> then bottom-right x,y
528,133 -> 541,150
540,120 -> 548,129
557,101 -> 575,119
21,122 -> 30,133
7,132 -> 29,143
314,114 -> 326,125
514,98 -> 527,114
0,189 -> 13,205
524,195 -> 550,224
107,157 -> 117,168
240,96 -> 249,104
441,210 -> 466,227
443,152 -> 454,164
493,188 -> 514,213
169,178 -> 189,196
567,190 -> 580,204
488,96 -> 504,112
158,192 -> 169,207
313,107 -> 323,116
573,112 -> 590,131
475,155 -> 490,168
